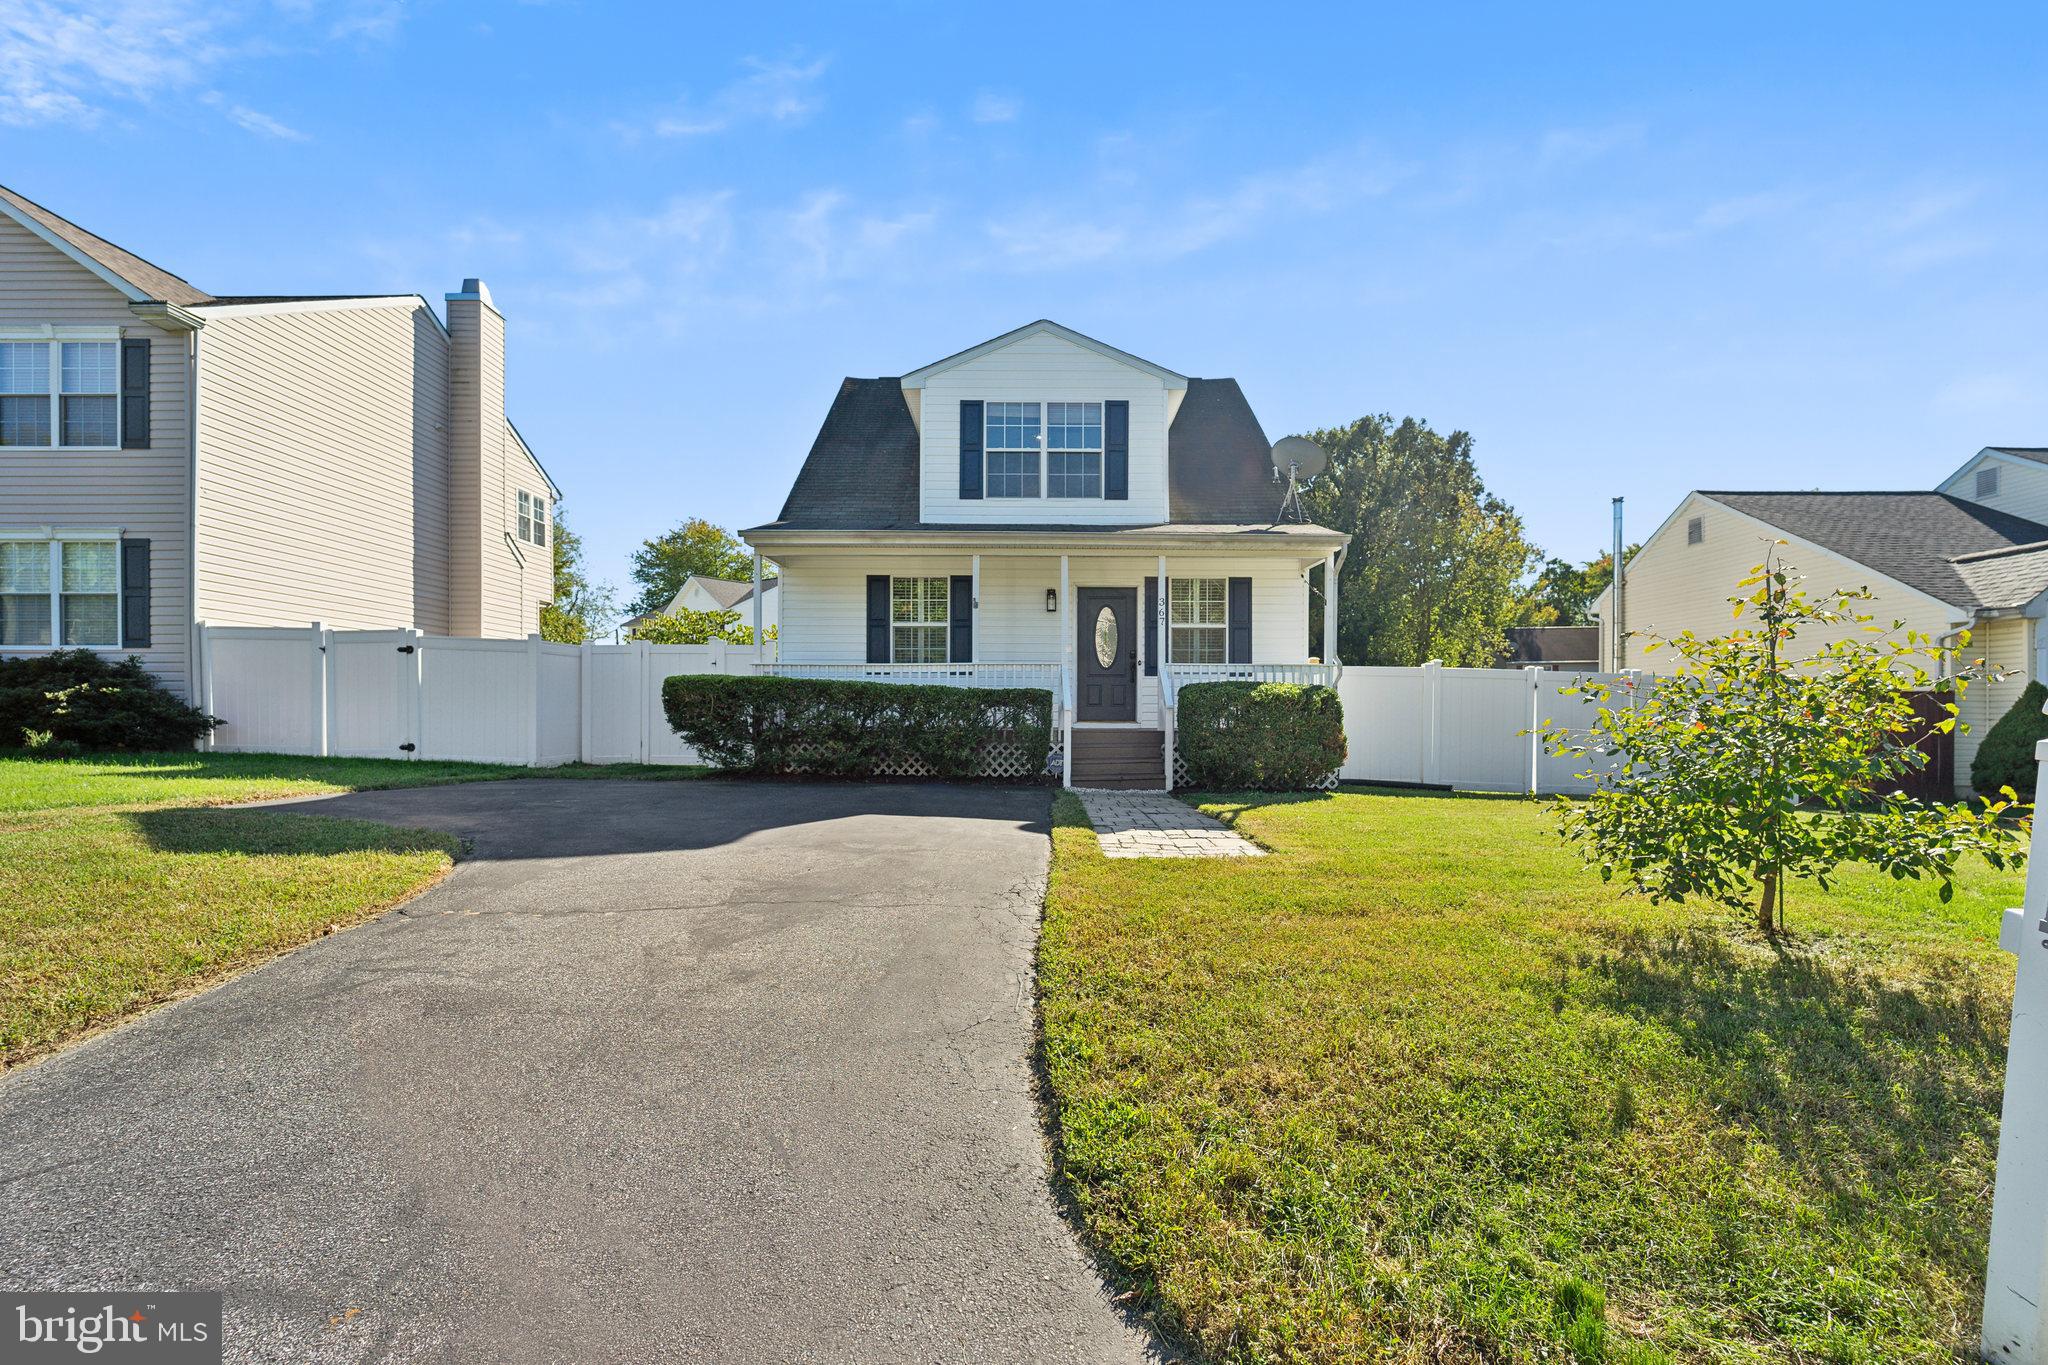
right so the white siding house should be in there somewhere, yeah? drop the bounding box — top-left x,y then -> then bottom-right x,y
0,183 -> 560,702
744,321 -> 1347,788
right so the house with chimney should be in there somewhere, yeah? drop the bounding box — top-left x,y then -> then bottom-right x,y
0,183 -> 557,699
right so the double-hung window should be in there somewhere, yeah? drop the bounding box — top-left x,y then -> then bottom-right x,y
1169,577 -> 1227,663
985,402 -> 1041,499
1045,402 -> 1102,497
517,491 -> 549,547
0,538 -> 119,647
891,576 -> 948,662
0,340 -> 119,449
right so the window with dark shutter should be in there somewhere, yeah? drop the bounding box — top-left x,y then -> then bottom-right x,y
120,538 -> 151,647
1227,577 -> 1252,663
949,575 -> 973,663
120,338 -> 150,449
1143,576 -> 1159,675
1103,400 -> 1129,500
958,400 -> 984,500
866,575 -> 890,662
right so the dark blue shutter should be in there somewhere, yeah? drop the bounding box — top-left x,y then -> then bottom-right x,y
1144,576 -> 1159,676
949,575 -> 973,663
959,400 -> 984,500
120,539 -> 151,648
120,338 -> 150,449
866,576 -> 890,662
1103,400 -> 1128,500
1227,577 -> 1252,664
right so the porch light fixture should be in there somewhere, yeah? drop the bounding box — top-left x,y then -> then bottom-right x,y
1045,588 -> 1058,613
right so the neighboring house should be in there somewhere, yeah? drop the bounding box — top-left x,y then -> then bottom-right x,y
0,183 -> 559,700
663,573 -> 780,633
741,320 -> 1349,788
1599,448 -> 2048,789
1497,625 -> 1599,671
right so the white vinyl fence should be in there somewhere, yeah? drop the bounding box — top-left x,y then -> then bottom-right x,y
1337,661 -> 1642,795
199,624 -> 1639,793
199,623 -> 761,767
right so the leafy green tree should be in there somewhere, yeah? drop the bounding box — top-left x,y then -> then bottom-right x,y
625,608 -> 775,646
628,519 -> 756,616
1300,415 -> 1535,665
1539,555 -> 2026,936
1515,545 -> 1639,627
538,508 -> 616,644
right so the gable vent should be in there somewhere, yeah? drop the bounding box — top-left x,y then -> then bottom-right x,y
1686,515 -> 1704,546
1977,466 -> 2001,498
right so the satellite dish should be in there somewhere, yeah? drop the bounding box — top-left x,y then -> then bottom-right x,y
1271,435 -> 1328,483
1270,436 -> 1326,522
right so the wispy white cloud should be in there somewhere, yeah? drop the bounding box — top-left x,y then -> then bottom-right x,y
0,0 -> 392,133
626,54 -> 830,140
970,91 -> 1019,124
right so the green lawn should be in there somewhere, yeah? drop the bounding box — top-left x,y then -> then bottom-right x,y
0,751 -> 706,1067
1040,786 -> 2021,1364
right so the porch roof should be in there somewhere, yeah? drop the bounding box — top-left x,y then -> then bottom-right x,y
743,521 -> 1349,554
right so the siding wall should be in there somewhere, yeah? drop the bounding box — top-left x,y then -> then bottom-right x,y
0,213 -> 194,694
1959,614 -> 2033,784
917,332 -> 1174,524
194,302 -> 453,633
777,552 -> 1311,728
1944,451 -> 2048,527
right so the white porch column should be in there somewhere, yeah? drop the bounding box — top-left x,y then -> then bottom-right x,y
1323,549 -> 1341,670
1158,553 -> 1171,791
751,551 -> 764,653
1060,554 -> 1072,789
1984,735 -> 2048,1360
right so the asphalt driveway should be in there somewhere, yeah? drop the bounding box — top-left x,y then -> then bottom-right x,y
0,779 -> 1164,1364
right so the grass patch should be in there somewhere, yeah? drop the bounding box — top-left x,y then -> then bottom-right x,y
1039,785 -> 2020,1363
0,750 -> 708,813
0,749 -> 704,1067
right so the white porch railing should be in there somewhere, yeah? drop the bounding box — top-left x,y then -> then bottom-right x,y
760,661 -> 1062,691
1165,662 -> 1340,690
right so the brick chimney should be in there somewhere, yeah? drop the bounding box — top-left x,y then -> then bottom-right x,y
445,278 -> 503,636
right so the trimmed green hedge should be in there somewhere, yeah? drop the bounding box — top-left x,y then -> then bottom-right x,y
1973,680 -> 2048,798
0,650 -> 215,753
1176,681 -> 1346,790
662,673 -> 1053,780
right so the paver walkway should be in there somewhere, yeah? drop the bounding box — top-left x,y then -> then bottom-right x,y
1074,788 -> 1267,858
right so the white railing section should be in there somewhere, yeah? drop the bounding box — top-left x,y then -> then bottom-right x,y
760,661 -> 1061,691
1166,662 -> 1340,688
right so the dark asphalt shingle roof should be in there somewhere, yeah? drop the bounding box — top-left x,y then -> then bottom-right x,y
756,376 -> 1308,533
1701,491 -> 2048,609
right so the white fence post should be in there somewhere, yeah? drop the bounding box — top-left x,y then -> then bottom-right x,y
1984,738 -> 2048,1361
403,628 -> 423,760
1420,659 -> 1444,786
579,640 -> 593,764
309,621 -> 329,758
1524,665 -> 1543,795
636,639 -> 652,764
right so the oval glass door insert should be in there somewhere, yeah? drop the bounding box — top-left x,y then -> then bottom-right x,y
1093,606 -> 1118,669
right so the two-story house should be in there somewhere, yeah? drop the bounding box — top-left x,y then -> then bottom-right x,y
0,183 -> 559,700
1599,447 -> 2048,792
742,320 -> 1349,788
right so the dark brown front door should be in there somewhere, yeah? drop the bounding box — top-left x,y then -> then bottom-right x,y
1076,587 -> 1137,722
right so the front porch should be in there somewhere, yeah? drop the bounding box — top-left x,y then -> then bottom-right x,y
748,535 -> 1345,789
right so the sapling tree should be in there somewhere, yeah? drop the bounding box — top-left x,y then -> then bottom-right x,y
1539,552 -> 2028,935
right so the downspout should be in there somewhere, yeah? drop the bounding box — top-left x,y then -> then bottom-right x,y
186,326 -> 203,721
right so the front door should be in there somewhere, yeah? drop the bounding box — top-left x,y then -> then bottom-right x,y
1075,587 -> 1137,722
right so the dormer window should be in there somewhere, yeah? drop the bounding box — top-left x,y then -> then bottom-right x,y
1046,403 -> 1103,497
985,402 -> 1041,498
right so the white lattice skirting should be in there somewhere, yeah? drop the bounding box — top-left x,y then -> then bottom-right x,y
1170,749 -> 1339,790
777,735 -> 1054,781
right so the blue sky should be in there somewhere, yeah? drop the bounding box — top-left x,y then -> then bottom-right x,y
6,1 -> 2046,598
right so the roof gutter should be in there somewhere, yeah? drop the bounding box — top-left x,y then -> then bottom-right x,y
741,526 -> 1352,553
128,300 -> 205,333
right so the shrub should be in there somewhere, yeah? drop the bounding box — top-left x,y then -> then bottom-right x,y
662,673 -> 1052,780
1973,680 -> 2048,798
1175,681 -> 1346,790
0,650 -> 215,752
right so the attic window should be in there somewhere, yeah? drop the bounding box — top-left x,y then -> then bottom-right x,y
1686,516 -> 1704,546
1977,466 -> 2001,498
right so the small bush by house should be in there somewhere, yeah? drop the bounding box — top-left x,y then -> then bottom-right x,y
1176,681 -> 1346,789
662,673 -> 1053,780
0,650 -> 215,753
1973,680 -> 2048,798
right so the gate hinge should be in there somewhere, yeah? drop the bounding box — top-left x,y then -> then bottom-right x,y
396,644 -> 416,654
399,743 -> 416,752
